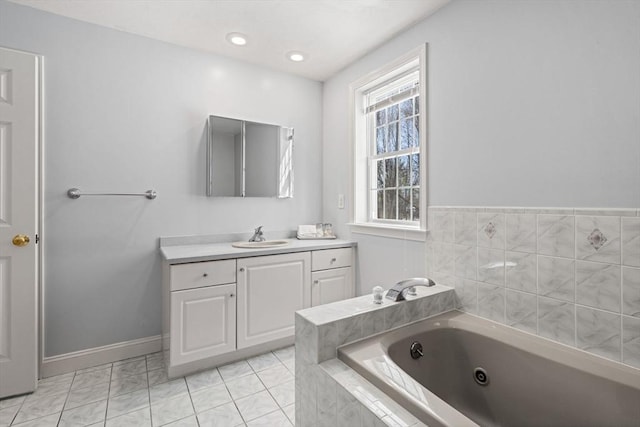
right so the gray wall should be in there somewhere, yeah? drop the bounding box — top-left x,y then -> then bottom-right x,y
0,0 -> 323,357
323,0 -> 640,293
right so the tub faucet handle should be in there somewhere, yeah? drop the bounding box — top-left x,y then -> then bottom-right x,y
385,277 -> 436,302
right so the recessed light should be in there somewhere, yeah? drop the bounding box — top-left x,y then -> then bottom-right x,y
226,32 -> 248,46
287,51 -> 306,62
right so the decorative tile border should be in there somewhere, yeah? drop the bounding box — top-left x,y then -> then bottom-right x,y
427,206 -> 640,370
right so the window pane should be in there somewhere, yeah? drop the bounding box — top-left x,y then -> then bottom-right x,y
376,127 -> 386,154
387,122 -> 398,152
376,109 -> 386,126
398,155 -> 410,187
411,153 -> 420,186
385,158 -> 396,188
377,160 -> 384,189
398,189 -> 411,220
400,99 -> 413,119
412,116 -> 419,148
384,190 -> 397,219
377,190 -> 384,219
414,96 -> 419,115
400,118 -> 412,150
387,104 -> 399,122
412,188 -> 420,221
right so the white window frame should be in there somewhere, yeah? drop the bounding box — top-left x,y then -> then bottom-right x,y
348,44 -> 428,241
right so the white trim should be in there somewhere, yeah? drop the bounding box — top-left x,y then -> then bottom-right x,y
41,335 -> 162,378
349,44 -> 429,236
37,54 -> 44,382
348,223 -> 426,241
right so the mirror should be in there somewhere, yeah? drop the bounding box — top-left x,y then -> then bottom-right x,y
206,115 -> 294,198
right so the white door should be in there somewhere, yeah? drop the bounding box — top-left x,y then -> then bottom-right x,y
236,252 -> 311,349
170,284 -> 236,366
311,267 -> 353,307
0,47 -> 40,398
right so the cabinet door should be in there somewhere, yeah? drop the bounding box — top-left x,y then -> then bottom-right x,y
237,252 -> 311,349
170,284 -> 236,366
311,267 -> 353,306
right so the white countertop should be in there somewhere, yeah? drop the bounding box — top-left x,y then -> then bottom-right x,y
161,238 -> 356,264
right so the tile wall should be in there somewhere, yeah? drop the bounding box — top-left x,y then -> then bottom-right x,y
426,206 -> 640,369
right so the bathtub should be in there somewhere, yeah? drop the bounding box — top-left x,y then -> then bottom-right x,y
337,311 -> 640,427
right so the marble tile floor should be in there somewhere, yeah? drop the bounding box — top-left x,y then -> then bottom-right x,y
0,346 -> 296,427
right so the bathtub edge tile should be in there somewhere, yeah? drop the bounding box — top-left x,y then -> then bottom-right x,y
622,266 -> 640,317
622,315 -> 640,369
538,296 -> 575,347
622,217 -> 640,267
576,306 -> 621,362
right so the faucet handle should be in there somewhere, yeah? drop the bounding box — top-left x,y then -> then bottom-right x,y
250,226 -> 266,242
385,278 -> 436,302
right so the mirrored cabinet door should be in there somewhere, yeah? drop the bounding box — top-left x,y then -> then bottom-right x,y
206,115 -> 293,198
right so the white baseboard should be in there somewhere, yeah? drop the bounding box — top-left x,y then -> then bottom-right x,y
41,335 -> 162,378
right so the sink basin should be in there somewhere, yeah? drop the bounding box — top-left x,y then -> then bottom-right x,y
232,240 -> 290,249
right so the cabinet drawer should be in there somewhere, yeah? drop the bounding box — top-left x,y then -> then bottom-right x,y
312,248 -> 352,271
170,259 -> 236,291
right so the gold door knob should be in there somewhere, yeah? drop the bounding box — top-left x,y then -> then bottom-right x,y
12,234 -> 30,247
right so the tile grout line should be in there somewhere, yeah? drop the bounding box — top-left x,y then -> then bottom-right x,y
146,357 -> 154,427
183,372 -> 200,427
235,350 -> 294,426
53,370 -> 75,426
103,362 -> 114,427
6,393 -> 27,426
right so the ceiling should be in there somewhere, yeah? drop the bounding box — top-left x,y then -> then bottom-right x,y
9,0 -> 449,81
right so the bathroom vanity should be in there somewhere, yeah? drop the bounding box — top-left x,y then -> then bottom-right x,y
160,237 -> 356,377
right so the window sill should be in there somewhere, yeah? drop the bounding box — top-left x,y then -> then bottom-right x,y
348,223 -> 426,242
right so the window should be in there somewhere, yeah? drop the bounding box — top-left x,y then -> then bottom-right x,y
349,45 -> 427,240
368,71 -> 420,223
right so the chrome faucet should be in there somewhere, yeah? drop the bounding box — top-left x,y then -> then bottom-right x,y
249,226 -> 265,242
385,277 -> 436,302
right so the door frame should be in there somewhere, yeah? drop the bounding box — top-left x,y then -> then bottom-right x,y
35,49 -> 44,380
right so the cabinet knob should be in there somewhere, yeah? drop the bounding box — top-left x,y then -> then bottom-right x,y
313,280 -> 319,285
331,258 -> 337,263
230,293 -> 235,297
203,273 -> 208,277
239,268 -> 245,272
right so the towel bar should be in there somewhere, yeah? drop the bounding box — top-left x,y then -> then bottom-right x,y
67,188 -> 157,200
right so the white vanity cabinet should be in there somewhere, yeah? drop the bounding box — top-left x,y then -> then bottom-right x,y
237,252 -> 311,349
311,248 -> 354,306
167,260 -> 236,367
161,239 -> 355,377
